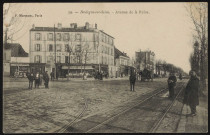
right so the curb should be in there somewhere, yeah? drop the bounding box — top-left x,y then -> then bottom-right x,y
176,104 -> 188,133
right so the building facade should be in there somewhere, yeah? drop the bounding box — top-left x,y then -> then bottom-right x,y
29,22 -> 115,77
115,47 -> 133,77
135,50 -> 155,73
3,43 -> 29,76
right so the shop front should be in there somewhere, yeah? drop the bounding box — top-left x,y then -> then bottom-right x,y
29,63 -> 46,74
58,63 -> 109,78
10,63 -> 30,77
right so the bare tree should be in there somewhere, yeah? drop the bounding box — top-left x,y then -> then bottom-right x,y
185,2 -> 208,91
80,40 -> 93,80
3,3 -> 31,44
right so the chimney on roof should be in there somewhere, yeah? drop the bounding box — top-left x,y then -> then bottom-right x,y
95,23 -> 97,29
32,24 -> 35,29
70,23 -> 74,28
74,23 -> 77,29
57,23 -> 62,29
70,23 -> 77,28
85,22 -> 89,29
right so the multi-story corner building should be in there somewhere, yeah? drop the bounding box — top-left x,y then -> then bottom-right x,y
29,22 -> 115,77
135,50 -> 155,73
114,47 -> 133,77
3,43 -> 29,76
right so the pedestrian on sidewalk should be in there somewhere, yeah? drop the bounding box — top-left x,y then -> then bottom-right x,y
183,70 -> 199,116
129,69 -> 136,91
167,72 -> 177,99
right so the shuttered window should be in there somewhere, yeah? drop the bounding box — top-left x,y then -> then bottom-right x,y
64,33 -> 69,41
49,44 -> 53,52
35,33 -> 41,40
57,44 -> 62,52
35,44 -> 41,51
48,33 -> 53,41
34,55 -> 41,63
56,33 -> 61,41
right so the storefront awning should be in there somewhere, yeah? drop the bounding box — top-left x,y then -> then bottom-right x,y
62,65 -> 94,70
11,63 -> 29,66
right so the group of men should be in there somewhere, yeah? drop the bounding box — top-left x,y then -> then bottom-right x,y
26,71 -> 50,90
167,71 -> 199,116
130,69 -> 199,116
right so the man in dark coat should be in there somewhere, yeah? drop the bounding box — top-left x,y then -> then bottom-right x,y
56,71 -> 59,80
50,72 -> 54,81
129,70 -> 136,91
183,70 -> 199,116
167,72 -> 177,99
27,73 -> 34,90
43,71 -> 49,88
35,72 -> 40,88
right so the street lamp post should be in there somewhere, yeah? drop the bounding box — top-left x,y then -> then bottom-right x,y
67,47 -> 71,81
54,24 -> 56,79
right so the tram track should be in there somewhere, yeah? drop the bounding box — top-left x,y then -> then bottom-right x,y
47,86 -> 169,133
82,82 -> 186,133
4,79 -> 186,133
85,87 -> 170,133
149,83 -> 185,133
54,96 -> 88,133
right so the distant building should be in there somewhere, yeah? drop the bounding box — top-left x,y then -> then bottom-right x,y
114,47 -> 133,77
3,43 -> 29,76
29,22 -> 115,77
135,50 -> 155,73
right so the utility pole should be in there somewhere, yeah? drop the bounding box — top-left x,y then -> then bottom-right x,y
54,24 -> 56,79
67,45 -> 70,80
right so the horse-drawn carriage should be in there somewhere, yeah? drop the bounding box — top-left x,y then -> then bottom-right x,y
140,68 -> 154,81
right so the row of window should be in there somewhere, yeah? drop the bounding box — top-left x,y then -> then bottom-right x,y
101,56 -> 114,65
35,33 -> 81,41
35,33 -> 114,45
34,44 -> 82,52
34,44 -> 114,56
120,59 -> 128,66
35,55 -> 63,63
101,45 -> 114,55
34,55 -> 114,65
101,33 -> 114,45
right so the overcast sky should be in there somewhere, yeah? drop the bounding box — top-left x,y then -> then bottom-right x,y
4,3 -> 196,73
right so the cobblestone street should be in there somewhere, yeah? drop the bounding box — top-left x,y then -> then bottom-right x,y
3,78 -> 168,133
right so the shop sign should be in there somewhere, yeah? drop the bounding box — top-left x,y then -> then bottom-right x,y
11,63 -> 29,66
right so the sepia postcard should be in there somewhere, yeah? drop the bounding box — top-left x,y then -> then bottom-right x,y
3,2 -> 208,133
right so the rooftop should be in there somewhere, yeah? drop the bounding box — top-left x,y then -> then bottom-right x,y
30,23 -> 114,39
30,27 -> 95,32
4,43 -> 28,57
115,47 -> 129,59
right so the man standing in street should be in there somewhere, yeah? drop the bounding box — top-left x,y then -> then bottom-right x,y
43,71 -> 50,88
50,71 -> 54,81
167,72 -> 177,99
35,72 -> 40,88
129,69 -> 136,92
183,70 -> 199,116
27,72 -> 34,90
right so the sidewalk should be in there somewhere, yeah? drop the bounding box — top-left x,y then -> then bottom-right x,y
177,95 -> 208,133
43,77 -> 129,82
3,76 -> 129,82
